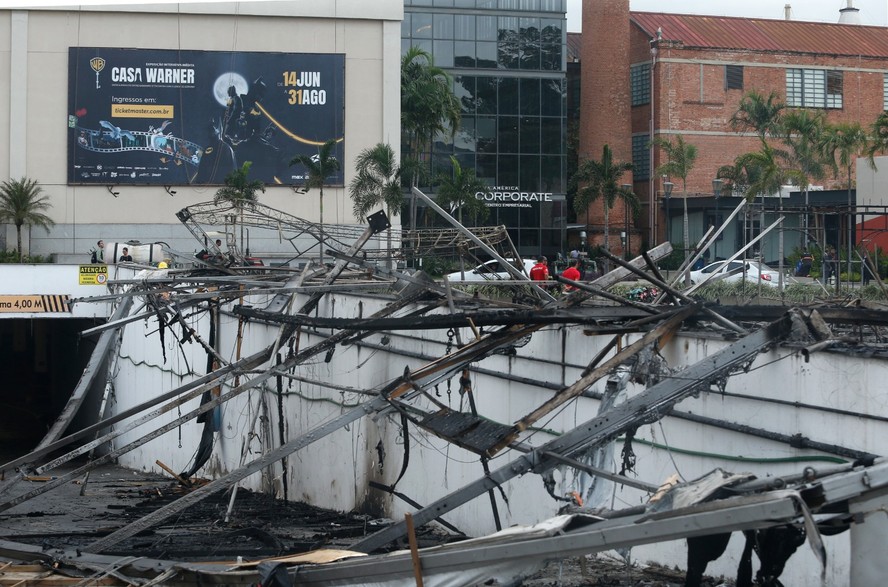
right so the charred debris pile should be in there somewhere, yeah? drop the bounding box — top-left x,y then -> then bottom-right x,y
0,197 -> 887,586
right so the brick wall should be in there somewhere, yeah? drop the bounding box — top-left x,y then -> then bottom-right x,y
649,44 -> 888,194
580,0 -> 633,246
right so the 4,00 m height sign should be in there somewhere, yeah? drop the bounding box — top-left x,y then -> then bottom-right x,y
0,295 -> 71,313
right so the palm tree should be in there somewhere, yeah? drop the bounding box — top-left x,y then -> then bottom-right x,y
214,161 -> 265,254
401,46 -> 460,229
781,109 -> 826,183
780,109 -> 827,249
735,139 -> 805,288
349,143 -> 412,268
820,121 -> 869,277
435,156 -> 489,225
735,140 -> 803,201
290,139 -> 341,265
572,145 -> 636,257
0,177 -> 55,262
652,135 -> 698,255
868,112 -> 888,166
729,90 -> 785,139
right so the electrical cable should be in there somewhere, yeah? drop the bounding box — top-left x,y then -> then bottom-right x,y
657,420 -> 686,482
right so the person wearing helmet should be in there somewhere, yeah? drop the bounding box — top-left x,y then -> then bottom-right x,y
157,261 -> 168,269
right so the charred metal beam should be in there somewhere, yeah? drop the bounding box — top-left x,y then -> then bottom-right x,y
552,273 -> 661,314
411,186 -> 555,303
540,451 -> 660,493
84,317 -> 551,553
598,248 -> 747,335
494,305 -> 698,454
234,305 -> 656,331
367,481 -> 465,536
351,311 -> 794,553
714,305 -> 888,327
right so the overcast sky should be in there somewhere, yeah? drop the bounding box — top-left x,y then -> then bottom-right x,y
567,0 -> 888,31
0,0 -> 885,28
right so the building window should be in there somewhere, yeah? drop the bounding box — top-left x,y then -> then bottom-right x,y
631,134 -> 650,180
884,74 -> 888,110
826,71 -> 843,109
630,63 -> 650,106
786,68 -> 843,109
725,65 -> 743,90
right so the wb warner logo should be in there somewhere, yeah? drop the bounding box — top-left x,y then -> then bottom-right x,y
90,56 -> 106,89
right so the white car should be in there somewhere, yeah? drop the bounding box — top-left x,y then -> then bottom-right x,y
445,259 -> 537,282
689,260 -> 783,287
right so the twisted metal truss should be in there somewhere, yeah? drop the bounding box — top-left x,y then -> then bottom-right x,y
176,201 -> 514,262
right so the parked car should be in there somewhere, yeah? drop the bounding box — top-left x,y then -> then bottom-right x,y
445,259 -> 537,282
688,260 -> 783,287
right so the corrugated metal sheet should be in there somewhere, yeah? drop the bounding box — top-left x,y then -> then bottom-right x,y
631,12 -> 888,58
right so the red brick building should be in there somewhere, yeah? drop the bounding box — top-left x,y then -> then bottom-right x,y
580,0 -> 888,251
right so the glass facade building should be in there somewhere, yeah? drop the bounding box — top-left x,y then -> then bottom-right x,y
402,0 -> 568,257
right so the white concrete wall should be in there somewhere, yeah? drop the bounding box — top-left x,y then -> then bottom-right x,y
0,264 -> 114,318
106,290 -> 888,585
856,155 -> 888,208
0,2 -> 401,257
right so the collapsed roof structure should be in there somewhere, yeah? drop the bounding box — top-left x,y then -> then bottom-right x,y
1,194 -> 887,586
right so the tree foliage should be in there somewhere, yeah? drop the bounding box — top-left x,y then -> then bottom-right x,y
729,90 -> 785,139
214,161 -> 265,208
572,145 -> 636,252
290,139 -> 341,192
780,109 -> 827,192
867,112 -> 888,168
401,46 -> 460,171
652,135 -> 697,251
350,143 -> 410,222
820,121 -> 868,184
435,156 -> 489,225
290,139 -> 341,263
0,177 -> 55,262
733,139 -> 804,201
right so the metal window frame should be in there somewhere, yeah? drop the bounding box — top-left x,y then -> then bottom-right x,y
630,62 -> 651,106
725,64 -> 744,90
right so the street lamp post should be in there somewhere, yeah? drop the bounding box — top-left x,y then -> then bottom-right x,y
663,177 -> 674,244
712,178 -> 723,260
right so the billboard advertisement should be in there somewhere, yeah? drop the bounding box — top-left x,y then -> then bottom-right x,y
67,48 -> 345,186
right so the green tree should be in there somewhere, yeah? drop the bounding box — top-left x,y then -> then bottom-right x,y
729,90 -> 785,139
349,143 -> 413,267
735,139 -> 803,201
868,111 -> 888,166
781,109 -> 826,185
572,145 -> 636,256
290,139 -> 341,264
780,109 -> 827,249
652,135 -> 698,254
820,121 -> 869,277
0,177 -> 54,262
735,139 -> 805,287
435,156 -> 489,225
401,46 -> 460,228
214,161 -> 265,254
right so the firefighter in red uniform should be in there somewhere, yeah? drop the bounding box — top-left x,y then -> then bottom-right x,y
561,259 -> 581,291
529,256 -> 550,281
